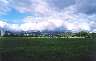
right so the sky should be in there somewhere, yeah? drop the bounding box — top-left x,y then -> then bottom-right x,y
0,0 -> 96,32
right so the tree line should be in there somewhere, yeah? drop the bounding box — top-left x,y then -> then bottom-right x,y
1,31 -> 95,38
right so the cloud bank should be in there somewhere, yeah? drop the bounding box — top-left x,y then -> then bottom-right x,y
0,0 -> 96,32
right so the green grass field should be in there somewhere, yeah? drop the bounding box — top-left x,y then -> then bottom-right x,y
0,37 -> 95,61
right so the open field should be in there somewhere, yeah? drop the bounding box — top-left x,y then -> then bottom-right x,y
0,37 -> 96,61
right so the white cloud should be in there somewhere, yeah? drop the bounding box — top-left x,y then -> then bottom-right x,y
18,6 -> 95,32
19,16 -> 64,31
0,0 -> 96,32
8,24 -> 21,31
0,5 -> 95,32
0,20 -> 8,28
9,0 -> 54,16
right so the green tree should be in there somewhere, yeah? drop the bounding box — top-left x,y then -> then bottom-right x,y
90,33 -> 96,39
75,31 -> 90,38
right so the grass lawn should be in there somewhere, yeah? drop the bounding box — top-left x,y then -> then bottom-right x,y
0,37 -> 95,61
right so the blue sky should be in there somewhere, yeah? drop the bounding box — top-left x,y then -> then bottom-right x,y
0,9 -> 29,23
0,0 -> 96,32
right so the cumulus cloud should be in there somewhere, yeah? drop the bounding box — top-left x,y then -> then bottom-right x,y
0,0 -> 96,32
9,0 -> 54,16
0,20 -> 8,28
19,15 -> 64,31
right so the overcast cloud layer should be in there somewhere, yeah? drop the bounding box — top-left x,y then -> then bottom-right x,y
0,0 -> 96,32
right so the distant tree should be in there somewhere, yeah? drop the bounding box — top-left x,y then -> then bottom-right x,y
75,31 -> 90,38
90,33 -> 96,39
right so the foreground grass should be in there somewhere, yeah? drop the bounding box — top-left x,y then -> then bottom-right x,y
0,37 -> 95,61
